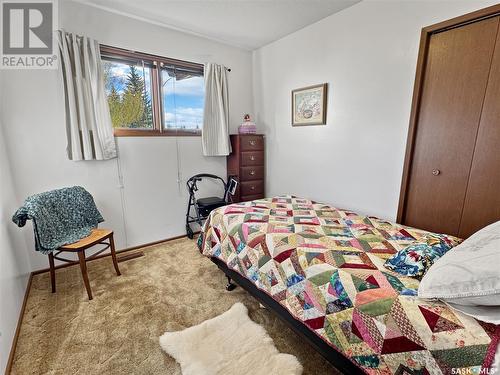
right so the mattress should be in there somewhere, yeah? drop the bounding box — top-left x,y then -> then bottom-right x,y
199,196 -> 500,374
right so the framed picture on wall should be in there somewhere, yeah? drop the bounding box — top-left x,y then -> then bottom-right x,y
291,83 -> 328,126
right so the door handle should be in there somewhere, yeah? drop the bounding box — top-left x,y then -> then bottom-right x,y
249,140 -> 256,146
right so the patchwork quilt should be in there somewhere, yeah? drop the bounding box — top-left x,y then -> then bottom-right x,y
199,196 -> 500,374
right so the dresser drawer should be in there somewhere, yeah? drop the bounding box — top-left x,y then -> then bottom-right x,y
240,180 -> 264,196
240,166 -> 264,181
240,193 -> 265,202
241,151 -> 264,166
240,135 -> 264,151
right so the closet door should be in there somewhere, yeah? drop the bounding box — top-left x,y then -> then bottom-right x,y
402,17 -> 499,236
459,22 -> 500,238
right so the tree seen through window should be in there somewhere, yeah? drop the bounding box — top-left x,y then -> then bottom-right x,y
103,60 -> 153,129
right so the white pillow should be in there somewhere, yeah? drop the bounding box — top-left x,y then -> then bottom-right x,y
418,220 -> 500,306
444,302 -> 500,324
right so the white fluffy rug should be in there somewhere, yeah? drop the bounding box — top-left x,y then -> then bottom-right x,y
159,302 -> 303,375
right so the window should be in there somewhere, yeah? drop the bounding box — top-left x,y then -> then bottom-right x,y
162,67 -> 204,131
100,45 -> 204,136
102,59 -> 154,129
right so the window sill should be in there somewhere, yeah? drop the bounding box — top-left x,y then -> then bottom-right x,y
113,129 -> 201,137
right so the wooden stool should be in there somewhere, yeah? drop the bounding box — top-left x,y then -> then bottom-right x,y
48,228 -> 121,300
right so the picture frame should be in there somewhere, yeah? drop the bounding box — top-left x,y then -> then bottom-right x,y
291,83 -> 328,126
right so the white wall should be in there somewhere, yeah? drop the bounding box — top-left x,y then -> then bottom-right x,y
0,86 -> 31,371
1,0 -> 253,271
253,0 -> 498,221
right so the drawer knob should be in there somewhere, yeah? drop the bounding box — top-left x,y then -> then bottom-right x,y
432,169 -> 441,176
249,140 -> 256,146
249,170 -> 255,176
250,186 -> 255,190
250,155 -> 255,161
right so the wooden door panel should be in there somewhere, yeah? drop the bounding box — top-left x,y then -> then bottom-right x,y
459,22 -> 500,238
403,17 -> 499,236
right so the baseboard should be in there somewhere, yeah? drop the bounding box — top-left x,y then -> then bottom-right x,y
5,232 -> 198,375
116,251 -> 144,263
5,273 -> 33,375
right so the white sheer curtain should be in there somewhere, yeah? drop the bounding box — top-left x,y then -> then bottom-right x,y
202,63 -> 231,156
57,30 -> 117,161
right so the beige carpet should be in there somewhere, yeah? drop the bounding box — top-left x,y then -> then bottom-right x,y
10,238 -> 338,375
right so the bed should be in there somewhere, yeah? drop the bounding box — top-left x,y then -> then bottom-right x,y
198,196 -> 500,374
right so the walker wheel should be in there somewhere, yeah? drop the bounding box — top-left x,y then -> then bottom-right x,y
186,225 -> 194,239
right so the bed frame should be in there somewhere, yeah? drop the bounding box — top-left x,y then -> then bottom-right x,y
210,257 -> 364,374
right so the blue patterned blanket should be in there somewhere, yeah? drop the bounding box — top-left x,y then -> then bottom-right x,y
12,186 -> 103,253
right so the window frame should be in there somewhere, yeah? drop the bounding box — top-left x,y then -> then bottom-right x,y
100,45 -> 204,137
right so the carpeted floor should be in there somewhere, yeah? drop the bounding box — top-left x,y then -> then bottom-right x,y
11,238 -> 338,375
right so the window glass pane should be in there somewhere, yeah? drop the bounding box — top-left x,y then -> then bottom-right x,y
102,59 -> 153,129
161,68 -> 204,131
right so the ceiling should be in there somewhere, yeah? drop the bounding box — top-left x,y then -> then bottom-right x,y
76,0 -> 361,50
